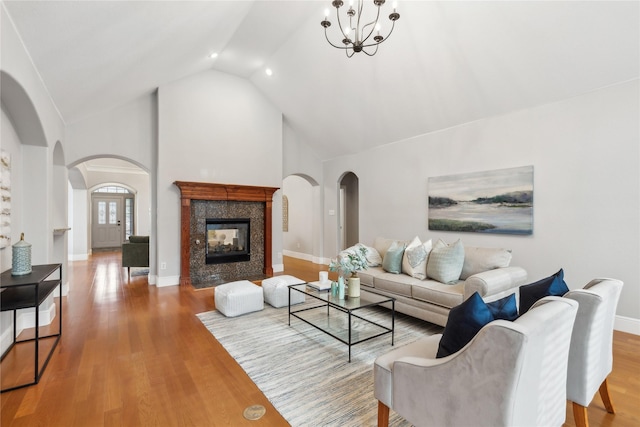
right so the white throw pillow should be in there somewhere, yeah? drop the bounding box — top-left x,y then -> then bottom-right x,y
402,236 -> 432,280
426,239 -> 465,284
356,243 -> 382,267
459,247 -> 512,280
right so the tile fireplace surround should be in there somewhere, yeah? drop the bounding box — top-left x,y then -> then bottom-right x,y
174,181 -> 279,287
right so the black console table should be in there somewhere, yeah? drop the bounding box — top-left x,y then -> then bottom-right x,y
1,264 -> 62,392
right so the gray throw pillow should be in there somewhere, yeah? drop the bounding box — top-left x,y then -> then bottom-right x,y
426,239 -> 464,284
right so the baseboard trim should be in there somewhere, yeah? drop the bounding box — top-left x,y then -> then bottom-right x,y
156,275 -> 180,287
69,253 -> 89,261
18,302 -> 56,329
272,263 -> 284,273
615,315 -> 640,335
282,250 -> 330,266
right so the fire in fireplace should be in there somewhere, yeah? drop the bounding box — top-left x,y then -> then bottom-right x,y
205,218 -> 250,264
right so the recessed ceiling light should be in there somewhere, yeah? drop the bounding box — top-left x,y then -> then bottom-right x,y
209,52 -> 218,59
265,68 -> 273,76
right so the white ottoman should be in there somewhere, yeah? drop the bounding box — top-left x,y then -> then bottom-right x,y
215,280 -> 264,317
262,275 -> 306,308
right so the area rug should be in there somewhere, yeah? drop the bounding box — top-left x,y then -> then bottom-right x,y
197,302 -> 443,426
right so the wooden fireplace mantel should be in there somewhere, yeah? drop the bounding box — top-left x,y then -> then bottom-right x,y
174,181 -> 279,286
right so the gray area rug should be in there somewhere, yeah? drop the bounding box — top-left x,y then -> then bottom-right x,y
197,301 -> 442,426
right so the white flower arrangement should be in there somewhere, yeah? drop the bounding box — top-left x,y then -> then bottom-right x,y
329,246 -> 368,277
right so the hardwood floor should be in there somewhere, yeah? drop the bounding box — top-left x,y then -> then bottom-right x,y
1,253 -> 638,426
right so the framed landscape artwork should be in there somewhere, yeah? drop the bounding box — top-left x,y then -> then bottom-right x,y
428,165 -> 533,235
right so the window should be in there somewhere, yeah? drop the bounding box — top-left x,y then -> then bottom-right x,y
94,186 -> 130,194
125,198 -> 134,240
98,201 -> 106,225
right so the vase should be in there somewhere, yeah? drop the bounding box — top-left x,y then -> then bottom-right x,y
12,232 -> 32,276
338,276 -> 345,300
348,276 -> 360,298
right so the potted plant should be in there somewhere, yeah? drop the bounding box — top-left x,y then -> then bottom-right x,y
329,246 -> 368,298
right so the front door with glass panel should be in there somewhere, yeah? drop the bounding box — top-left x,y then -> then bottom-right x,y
92,196 -> 123,248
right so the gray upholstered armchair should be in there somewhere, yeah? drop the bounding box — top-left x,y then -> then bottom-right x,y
122,235 -> 149,277
374,297 -> 579,427
564,278 -> 623,427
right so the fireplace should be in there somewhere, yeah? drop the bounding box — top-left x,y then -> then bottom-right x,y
174,181 -> 279,287
206,218 -> 250,264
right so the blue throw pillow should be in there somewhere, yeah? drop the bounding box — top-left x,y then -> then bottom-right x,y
519,268 -> 569,314
487,293 -> 518,321
382,241 -> 405,274
436,292 -> 494,358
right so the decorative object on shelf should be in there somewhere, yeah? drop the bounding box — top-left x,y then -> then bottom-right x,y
321,0 -> 400,57
330,245 -> 369,299
331,281 -> 338,296
348,276 -> 361,298
12,232 -> 32,276
338,276 -> 346,300
319,271 -> 329,283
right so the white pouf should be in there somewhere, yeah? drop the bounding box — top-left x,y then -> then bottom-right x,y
262,275 -> 306,308
215,280 -> 264,317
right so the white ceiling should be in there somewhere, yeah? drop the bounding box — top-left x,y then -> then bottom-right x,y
3,1 -> 639,160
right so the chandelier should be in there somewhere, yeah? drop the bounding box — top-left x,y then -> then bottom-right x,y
321,0 -> 400,57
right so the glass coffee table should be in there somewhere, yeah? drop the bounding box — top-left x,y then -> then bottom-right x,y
288,283 -> 395,362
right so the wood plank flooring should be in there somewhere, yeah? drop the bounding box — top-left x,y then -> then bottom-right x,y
1,252 -> 638,426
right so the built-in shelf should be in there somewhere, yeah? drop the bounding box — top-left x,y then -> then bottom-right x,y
53,227 -> 71,235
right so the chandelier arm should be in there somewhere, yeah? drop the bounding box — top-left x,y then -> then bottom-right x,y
359,5 -> 382,45
324,29 -> 351,50
362,44 -> 380,56
359,20 -> 396,48
334,7 -> 351,41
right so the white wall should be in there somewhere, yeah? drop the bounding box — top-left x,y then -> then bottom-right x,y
156,69 -> 283,286
69,187 -> 88,260
321,80 -> 639,325
1,5 -> 67,354
65,94 -> 155,171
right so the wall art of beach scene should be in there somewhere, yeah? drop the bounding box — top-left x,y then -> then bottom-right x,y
428,166 -> 533,235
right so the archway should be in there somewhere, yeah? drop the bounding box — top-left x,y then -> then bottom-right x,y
282,173 -> 321,266
68,157 -> 150,261
338,172 -> 359,251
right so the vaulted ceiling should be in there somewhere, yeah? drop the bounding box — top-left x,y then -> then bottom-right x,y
3,1 -> 638,160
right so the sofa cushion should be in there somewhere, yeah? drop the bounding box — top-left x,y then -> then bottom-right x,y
402,237 -> 432,280
374,272 -> 417,298
357,266 -> 385,287
411,280 -> 464,309
519,268 -> 569,314
426,239 -> 465,284
460,247 -> 512,280
382,241 -> 405,274
436,292 -> 494,358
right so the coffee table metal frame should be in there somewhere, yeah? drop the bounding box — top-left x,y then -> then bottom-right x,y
288,283 -> 395,362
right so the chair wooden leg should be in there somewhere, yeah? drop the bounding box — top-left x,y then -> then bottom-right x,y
599,378 -> 616,414
378,401 -> 390,427
572,402 -> 589,427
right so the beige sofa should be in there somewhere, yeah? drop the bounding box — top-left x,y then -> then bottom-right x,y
355,237 -> 528,327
